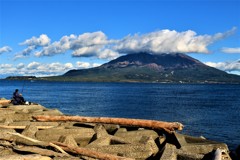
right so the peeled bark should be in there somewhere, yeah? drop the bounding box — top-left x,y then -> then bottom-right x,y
33,115 -> 183,132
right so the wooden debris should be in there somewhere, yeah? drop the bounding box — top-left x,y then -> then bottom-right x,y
33,115 -> 184,132
53,141 -> 135,160
0,101 -> 233,160
0,100 -> 11,106
13,145 -> 65,157
0,125 -> 55,129
6,132 -> 69,155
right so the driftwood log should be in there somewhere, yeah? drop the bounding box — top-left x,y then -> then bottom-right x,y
0,100 -> 11,106
0,125 -> 55,130
3,132 -> 134,160
53,141 -> 135,160
5,132 -> 69,155
33,115 -> 183,132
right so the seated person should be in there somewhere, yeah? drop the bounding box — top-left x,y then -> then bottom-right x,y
12,89 -> 25,105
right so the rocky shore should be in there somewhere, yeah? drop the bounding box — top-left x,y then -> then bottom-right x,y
0,99 -> 234,160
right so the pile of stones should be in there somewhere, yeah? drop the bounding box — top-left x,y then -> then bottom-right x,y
0,100 -> 232,160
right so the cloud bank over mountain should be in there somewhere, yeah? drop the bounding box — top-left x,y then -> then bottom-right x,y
0,27 -> 239,77
14,27 -> 237,60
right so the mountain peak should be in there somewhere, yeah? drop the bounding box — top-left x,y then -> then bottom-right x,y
101,52 -> 204,70
61,52 -> 240,83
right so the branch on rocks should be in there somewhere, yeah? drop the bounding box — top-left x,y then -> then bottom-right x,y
0,125 -> 55,130
6,132 -> 69,155
13,145 -> 66,157
53,141 -> 135,160
33,115 -> 184,133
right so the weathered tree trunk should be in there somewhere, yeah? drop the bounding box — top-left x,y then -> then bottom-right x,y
53,141 -> 134,160
0,125 -> 55,129
33,115 -> 183,132
13,145 -> 65,157
0,99 -> 11,106
5,132 -> 69,155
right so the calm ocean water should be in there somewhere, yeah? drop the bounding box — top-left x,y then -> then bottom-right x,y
1,80 -> 239,150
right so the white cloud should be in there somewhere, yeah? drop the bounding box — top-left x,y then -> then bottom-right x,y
97,49 -> 119,60
16,63 -> 25,69
76,61 -> 91,68
92,63 -> 101,67
72,46 -> 102,57
71,31 -> 108,49
27,61 -> 41,69
75,61 -> 102,68
0,46 -> 12,54
35,31 -> 112,58
20,34 -> 51,46
114,27 -> 237,54
15,34 -> 51,58
0,64 -> 16,75
0,61 -> 102,77
205,60 -> 240,74
221,47 -> 240,54
35,34 -> 76,57
15,27 -> 237,60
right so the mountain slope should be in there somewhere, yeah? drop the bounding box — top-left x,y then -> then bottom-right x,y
49,53 -> 240,83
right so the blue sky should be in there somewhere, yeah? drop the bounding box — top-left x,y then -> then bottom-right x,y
0,0 -> 240,78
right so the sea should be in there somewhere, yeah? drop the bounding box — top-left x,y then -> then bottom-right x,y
0,80 -> 239,150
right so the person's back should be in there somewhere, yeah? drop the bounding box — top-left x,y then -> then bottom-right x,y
12,89 -> 25,105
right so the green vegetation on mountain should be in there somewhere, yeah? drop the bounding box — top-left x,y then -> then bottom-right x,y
42,53 -> 240,83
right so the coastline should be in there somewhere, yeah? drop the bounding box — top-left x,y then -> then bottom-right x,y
0,99 -> 234,160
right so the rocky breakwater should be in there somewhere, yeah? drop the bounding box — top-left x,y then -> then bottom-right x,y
0,99 -> 232,160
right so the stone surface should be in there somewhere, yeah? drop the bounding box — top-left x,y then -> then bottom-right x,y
174,133 -> 229,155
0,102 -> 234,160
21,125 -> 38,138
87,143 -> 154,159
58,135 -> 79,148
8,104 -> 47,112
114,129 -> 159,143
36,128 -> 95,147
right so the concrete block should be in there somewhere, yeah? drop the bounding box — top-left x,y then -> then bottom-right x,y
21,125 -> 38,138
9,121 -> 60,127
2,113 -> 33,121
139,136 -> 159,156
114,127 -> 127,134
3,117 -> 14,124
33,109 -> 63,116
103,124 -> 119,134
8,104 -> 47,113
110,135 -> 132,145
173,133 -> 229,155
87,143 -> 154,159
36,128 -> 95,147
58,135 -> 78,148
86,136 -> 111,147
160,143 -> 177,160
93,124 -> 109,138
114,129 -> 159,143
